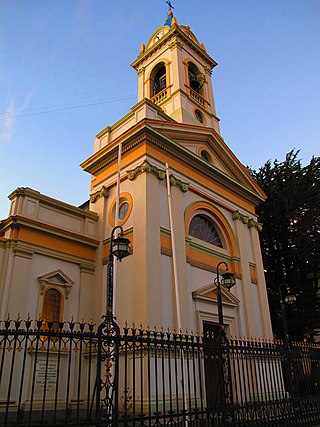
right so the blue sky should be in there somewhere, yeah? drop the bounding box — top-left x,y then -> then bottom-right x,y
0,0 -> 319,220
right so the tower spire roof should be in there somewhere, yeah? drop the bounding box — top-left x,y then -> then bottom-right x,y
164,1 -> 175,27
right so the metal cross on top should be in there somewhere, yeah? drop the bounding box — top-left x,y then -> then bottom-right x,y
166,1 -> 174,10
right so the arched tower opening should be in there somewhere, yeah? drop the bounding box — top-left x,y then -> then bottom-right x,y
150,62 -> 167,98
188,61 -> 205,97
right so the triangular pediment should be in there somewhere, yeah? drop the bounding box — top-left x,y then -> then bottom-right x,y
82,115 -> 265,209
192,282 -> 240,307
146,120 -> 265,201
38,270 -> 74,288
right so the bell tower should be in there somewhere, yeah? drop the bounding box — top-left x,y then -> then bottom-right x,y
131,6 -> 221,132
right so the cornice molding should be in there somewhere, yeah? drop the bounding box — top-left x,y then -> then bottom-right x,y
131,26 -> 217,70
11,240 -> 96,266
13,246 -> 34,259
127,160 -> 189,192
232,210 -> 262,231
8,187 -> 98,220
168,40 -> 183,50
186,255 -> 242,279
84,133 -> 147,176
15,216 -> 99,247
80,264 -> 95,275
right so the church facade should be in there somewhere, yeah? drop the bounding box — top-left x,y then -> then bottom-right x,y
0,9 -> 273,340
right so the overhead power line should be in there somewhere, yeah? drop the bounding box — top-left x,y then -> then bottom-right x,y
0,95 -> 136,121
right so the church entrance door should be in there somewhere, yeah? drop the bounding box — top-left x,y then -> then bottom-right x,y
203,321 -> 225,410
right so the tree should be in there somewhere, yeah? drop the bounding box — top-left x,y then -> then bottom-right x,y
251,150 -> 320,341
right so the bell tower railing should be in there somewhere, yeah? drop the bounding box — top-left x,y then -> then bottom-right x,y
187,85 -> 210,109
151,86 -> 169,105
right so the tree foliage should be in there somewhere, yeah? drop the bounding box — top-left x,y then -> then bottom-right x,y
251,150 -> 320,341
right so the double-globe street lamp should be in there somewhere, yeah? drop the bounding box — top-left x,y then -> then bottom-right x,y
215,261 -> 236,342
106,225 -> 131,323
279,283 -> 296,343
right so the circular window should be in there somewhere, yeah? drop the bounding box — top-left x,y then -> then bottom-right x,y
108,192 -> 133,227
189,214 -> 223,247
195,109 -> 204,123
118,201 -> 129,220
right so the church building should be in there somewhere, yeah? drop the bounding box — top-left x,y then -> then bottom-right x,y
0,7 -> 273,340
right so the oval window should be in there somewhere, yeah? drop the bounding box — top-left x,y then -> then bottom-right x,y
195,109 -> 204,123
118,201 -> 129,220
201,149 -> 211,163
108,193 -> 133,226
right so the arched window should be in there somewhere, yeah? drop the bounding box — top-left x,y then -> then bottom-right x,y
150,62 -> 167,97
188,62 -> 205,96
42,288 -> 62,323
189,214 -> 223,247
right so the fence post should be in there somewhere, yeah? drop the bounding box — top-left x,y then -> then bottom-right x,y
96,322 -> 103,426
96,316 -> 120,427
220,335 -> 235,426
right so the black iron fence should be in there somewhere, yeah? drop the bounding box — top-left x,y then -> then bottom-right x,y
1,317 -> 320,426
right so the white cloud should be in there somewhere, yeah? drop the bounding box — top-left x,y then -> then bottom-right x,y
0,92 -> 33,143
0,99 -> 14,143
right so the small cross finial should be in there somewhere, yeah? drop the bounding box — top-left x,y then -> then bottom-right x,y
166,1 -> 174,11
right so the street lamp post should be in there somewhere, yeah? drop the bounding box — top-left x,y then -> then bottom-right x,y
215,261 -> 236,342
97,225 -> 131,425
106,225 -> 131,323
215,261 -> 236,424
279,283 -> 296,343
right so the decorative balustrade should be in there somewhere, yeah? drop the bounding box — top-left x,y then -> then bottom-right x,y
151,87 -> 168,105
188,86 -> 209,109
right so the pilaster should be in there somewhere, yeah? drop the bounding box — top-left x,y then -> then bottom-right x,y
78,264 -> 100,324
233,220 -> 258,338
250,226 -> 273,339
169,185 -> 192,331
131,171 -> 162,327
89,187 -> 109,318
6,247 -> 34,319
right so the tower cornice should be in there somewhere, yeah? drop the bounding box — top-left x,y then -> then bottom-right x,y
131,25 -> 217,71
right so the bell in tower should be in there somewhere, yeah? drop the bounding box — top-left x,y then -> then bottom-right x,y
188,62 -> 205,94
